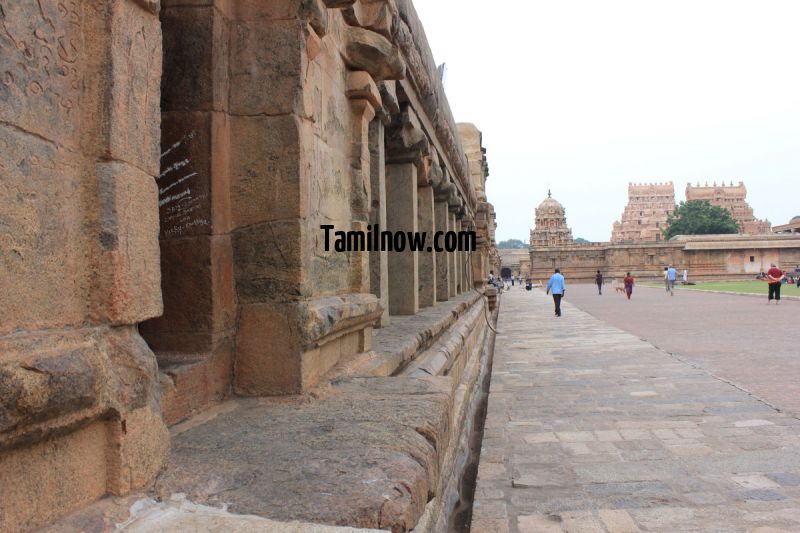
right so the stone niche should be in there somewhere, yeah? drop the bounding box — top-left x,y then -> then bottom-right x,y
0,1 -> 168,532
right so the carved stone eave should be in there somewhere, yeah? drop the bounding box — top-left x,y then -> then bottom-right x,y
385,105 -> 429,164
342,0 -> 398,39
341,25 -> 406,82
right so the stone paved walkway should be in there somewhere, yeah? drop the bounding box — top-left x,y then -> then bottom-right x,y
472,289 -> 800,533
566,283 -> 800,418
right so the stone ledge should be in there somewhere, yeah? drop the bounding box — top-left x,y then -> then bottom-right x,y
151,375 -> 452,532
328,291 -> 483,379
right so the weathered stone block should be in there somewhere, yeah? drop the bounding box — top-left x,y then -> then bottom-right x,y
0,421 -> 109,532
235,303 -> 304,396
140,234 -> 235,354
159,337 -> 234,426
232,220 -> 304,304
0,125 -> 90,335
0,341 -> 98,438
159,110 -> 232,238
161,5 -> 230,113
229,115 -> 306,227
96,161 -> 163,325
108,0 -> 163,175
229,18 -> 306,116
108,404 -> 170,495
0,0 -> 103,150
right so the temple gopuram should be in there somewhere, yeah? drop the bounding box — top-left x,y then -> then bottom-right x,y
686,181 -> 772,235
611,182 -> 676,243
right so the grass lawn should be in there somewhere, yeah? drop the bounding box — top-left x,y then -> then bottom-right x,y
644,280 -> 800,297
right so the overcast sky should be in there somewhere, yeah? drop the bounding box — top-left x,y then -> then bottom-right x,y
413,0 -> 800,242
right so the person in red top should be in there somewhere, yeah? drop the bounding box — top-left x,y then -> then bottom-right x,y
623,272 -> 635,300
766,263 -> 784,304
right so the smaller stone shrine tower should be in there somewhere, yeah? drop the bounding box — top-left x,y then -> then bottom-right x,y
530,191 -> 574,248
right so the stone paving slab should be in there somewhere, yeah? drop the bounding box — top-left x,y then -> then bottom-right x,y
472,289 -> 800,533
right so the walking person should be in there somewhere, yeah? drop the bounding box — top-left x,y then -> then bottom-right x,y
546,268 -> 566,317
663,267 -> 669,293
595,270 -> 604,295
623,272 -> 635,300
766,263 -> 784,304
666,265 -> 677,296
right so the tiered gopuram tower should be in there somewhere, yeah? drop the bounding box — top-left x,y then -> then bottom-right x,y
685,181 -> 771,234
611,182 -> 676,243
530,191 -> 574,248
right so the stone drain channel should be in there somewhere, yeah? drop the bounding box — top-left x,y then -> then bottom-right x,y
447,308 -> 498,532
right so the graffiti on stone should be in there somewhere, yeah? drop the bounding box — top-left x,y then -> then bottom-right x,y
157,129 -> 210,237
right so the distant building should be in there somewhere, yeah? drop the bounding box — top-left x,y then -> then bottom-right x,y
611,182 -> 676,244
685,181 -> 771,235
773,216 -> 800,235
530,191 -> 574,248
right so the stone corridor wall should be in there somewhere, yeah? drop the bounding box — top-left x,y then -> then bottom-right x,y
0,1 -> 498,530
140,0 -> 497,407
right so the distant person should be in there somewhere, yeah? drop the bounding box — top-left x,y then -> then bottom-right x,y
766,264 -> 784,304
623,272 -> 635,300
683,269 -> 688,284
667,265 -> 677,296
595,270 -> 604,295
488,270 -> 495,287
546,268 -> 566,317
663,267 -> 669,293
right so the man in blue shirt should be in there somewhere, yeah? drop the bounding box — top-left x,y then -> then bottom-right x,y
666,265 -> 677,296
546,268 -> 566,317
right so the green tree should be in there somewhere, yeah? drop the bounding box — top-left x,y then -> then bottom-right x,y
663,200 -> 739,239
497,239 -> 527,249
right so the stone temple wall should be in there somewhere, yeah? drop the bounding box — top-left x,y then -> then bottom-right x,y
529,236 -> 800,284
0,1 -> 169,531
0,1 -> 499,530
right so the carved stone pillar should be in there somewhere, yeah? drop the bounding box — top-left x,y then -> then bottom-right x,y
369,119 -> 390,326
346,71 -> 379,294
450,211 -> 460,295
434,198 -> 451,302
386,163 -> 419,314
417,184 -> 437,307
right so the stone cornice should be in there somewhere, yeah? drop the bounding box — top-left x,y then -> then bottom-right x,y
392,0 -> 475,211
